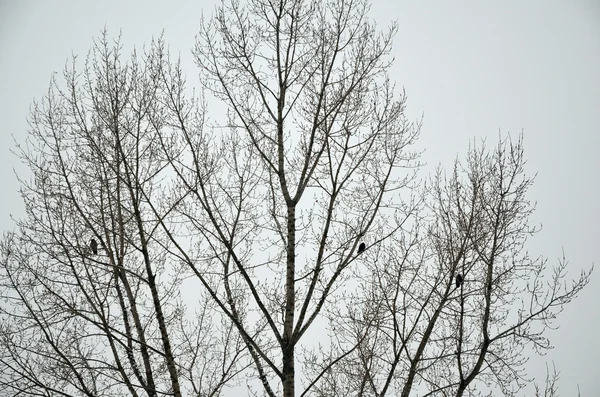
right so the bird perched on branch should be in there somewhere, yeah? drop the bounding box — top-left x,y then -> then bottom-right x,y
357,242 -> 366,255
90,238 -> 98,255
455,273 -> 463,290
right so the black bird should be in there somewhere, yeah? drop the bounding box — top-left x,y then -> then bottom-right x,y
357,242 -> 366,254
90,238 -> 98,255
455,273 -> 463,290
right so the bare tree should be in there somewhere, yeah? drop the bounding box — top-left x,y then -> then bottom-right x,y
157,0 -> 420,396
312,137 -> 591,396
0,33 -> 248,396
0,0 -> 592,396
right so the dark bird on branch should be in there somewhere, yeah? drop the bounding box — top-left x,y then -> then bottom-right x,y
455,273 -> 463,290
357,242 -> 366,255
90,238 -> 98,255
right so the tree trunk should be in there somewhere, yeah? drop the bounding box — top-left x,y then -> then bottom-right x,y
282,204 -> 296,397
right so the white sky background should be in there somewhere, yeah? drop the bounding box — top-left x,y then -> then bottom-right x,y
0,1 -> 598,396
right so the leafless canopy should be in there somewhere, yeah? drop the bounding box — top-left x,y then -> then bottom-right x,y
0,0 -> 591,396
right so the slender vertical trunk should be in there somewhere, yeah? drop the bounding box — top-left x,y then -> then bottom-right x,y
114,126 -> 182,397
400,300 -> 445,397
128,195 -> 181,397
114,134 -> 158,396
282,346 -> 295,397
282,204 -> 296,397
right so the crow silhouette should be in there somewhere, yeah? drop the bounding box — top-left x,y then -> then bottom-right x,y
455,273 -> 463,290
90,238 -> 98,255
357,242 -> 366,254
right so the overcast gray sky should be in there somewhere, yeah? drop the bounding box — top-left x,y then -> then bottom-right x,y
1,1 -> 598,395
